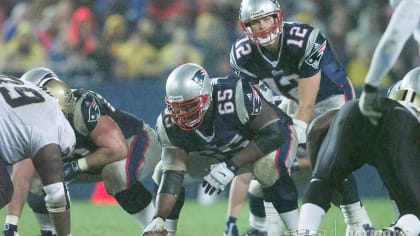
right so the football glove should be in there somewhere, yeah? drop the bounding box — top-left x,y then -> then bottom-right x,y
224,222 -> 239,236
63,160 -> 81,182
202,161 -> 236,195
142,217 -> 167,236
292,118 -> 307,144
3,223 -> 18,236
358,84 -> 382,125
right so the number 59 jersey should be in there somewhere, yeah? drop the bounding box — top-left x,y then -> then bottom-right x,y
0,75 -> 75,164
156,74 -> 293,159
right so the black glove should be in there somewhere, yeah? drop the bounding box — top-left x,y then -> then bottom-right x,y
358,84 -> 382,125
63,160 -> 81,182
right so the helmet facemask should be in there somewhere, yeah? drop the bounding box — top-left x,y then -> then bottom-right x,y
166,93 -> 210,131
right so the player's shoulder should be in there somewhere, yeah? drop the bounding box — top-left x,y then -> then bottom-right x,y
230,35 -> 258,63
156,110 -> 180,148
282,21 -> 316,33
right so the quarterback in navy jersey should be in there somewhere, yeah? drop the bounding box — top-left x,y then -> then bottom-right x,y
142,63 -> 299,236
224,1 -> 370,236
4,68 -> 161,236
230,22 -> 353,104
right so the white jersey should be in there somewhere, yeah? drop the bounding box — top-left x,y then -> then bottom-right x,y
0,75 -> 75,164
365,0 -> 420,87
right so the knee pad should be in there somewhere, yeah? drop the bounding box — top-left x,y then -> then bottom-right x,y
249,194 -> 265,217
114,181 -> 152,214
167,187 -> 185,220
248,179 -> 263,198
262,175 -> 298,213
43,182 -> 70,213
27,192 -> 49,214
302,178 -> 333,212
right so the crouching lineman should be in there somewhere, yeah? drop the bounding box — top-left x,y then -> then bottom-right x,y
0,74 -> 75,236
298,67 -> 420,235
3,67 -> 161,235
142,63 -> 299,236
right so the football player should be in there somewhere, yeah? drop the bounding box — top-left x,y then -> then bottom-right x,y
298,66 -> 420,236
3,67 -> 161,236
142,63 -> 299,236
359,0 -> 420,125
225,0 -> 370,235
0,74 -> 75,236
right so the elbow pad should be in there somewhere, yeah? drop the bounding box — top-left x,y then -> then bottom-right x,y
43,182 -> 70,213
254,120 -> 285,154
158,170 -> 185,199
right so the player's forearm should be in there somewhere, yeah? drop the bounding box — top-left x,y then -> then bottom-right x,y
295,104 -> 313,124
231,120 -> 285,167
7,159 -> 34,217
82,147 -> 126,170
155,193 -> 177,219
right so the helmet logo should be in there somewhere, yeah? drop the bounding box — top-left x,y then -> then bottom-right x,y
191,68 -> 207,90
64,90 -> 74,107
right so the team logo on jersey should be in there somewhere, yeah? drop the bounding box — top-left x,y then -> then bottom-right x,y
247,86 -> 262,115
88,98 -> 101,122
305,40 -> 326,69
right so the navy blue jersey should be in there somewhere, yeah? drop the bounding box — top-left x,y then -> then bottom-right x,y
70,88 -> 144,152
230,22 -> 353,103
156,74 -> 292,161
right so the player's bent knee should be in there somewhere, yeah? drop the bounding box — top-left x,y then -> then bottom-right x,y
262,175 -> 298,213
302,178 -> 332,212
253,157 -> 280,187
114,181 -> 152,214
167,187 -> 185,220
27,192 -> 49,214
43,182 -> 70,213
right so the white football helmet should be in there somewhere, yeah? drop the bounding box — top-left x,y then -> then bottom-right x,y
165,63 -> 213,131
239,0 -> 284,46
388,67 -> 420,111
20,67 -> 75,117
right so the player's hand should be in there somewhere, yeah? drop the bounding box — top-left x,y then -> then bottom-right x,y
358,84 -> 382,125
202,161 -> 236,195
142,217 -> 167,236
3,223 -> 19,236
63,160 -> 81,182
292,118 -> 307,144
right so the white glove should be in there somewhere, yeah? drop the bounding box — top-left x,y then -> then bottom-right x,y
202,161 -> 236,195
358,84 -> 382,125
142,217 -> 167,236
292,118 -> 307,144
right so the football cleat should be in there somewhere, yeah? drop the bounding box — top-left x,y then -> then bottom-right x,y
241,227 -> 267,236
40,230 -> 56,236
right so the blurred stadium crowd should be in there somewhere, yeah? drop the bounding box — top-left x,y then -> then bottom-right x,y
0,0 -> 418,89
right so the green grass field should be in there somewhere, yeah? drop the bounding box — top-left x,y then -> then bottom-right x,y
0,198 -> 395,236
